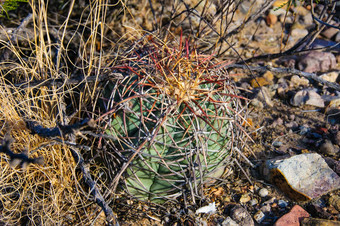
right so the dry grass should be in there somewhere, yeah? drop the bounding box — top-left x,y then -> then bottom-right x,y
0,0 -> 263,224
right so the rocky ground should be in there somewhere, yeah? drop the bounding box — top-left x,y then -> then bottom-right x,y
0,0 -> 339,225
116,1 -> 340,225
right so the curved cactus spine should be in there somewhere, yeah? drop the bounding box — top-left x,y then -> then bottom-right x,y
103,35 -> 243,202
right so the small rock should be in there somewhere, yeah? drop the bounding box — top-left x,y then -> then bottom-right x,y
274,205 -> 310,226
249,199 -> 258,206
230,205 -> 254,226
253,87 -> 274,107
272,141 -> 283,148
263,71 -> 274,82
291,28 -> 308,38
263,197 -> 276,205
260,204 -> 271,213
278,200 -> 288,208
285,121 -> 299,129
239,194 -> 251,203
297,51 -> 337,73
329,195 -> 340,212
301,13 -> 314,26
253,210 -> 266,224
250,77 -> 270,87
291,89 -> 325,108
319,140 -> 338,156
335,32 -> 340,43
266,13 -> 277,26
263,153 -> 340,201
258,188 -> 269,198
322,24 -> 340,40
319,71 -> 339,83
290,75 -> 309,87
301,217 -> 340,226
222,217 -> 239,226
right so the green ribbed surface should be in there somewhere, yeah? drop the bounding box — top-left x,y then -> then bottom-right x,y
105,74 -> 234,202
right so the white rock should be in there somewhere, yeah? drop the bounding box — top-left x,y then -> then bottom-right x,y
195,202 -> 216,214
222,217 -> 239,226
258,188 -> 269,197
320,71 -> 339,83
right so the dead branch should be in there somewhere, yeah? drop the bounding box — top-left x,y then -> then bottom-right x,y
223,64 -> 340,91
69,146 -> 118,226
26,119 -> 95,138
0,135 -> 44,168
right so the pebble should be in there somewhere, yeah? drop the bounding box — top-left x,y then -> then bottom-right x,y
230,205 -> 254,226
263,71 -> 274,82
291,89 -> 325,108
249,199 -> 258,206
319,140 -> 338,156
260,204 -> 271,213
272,141 -> 283,148
278,200 -> 288,208
291,28 -> 308,38
250,77 -> 270,87
319,71 -> 339,83
253,210 -> 266,224
274,205 -> 310,226
290,75 -> 309,87
322,24 -> 340,40
254,87 -> 274,107
335,32 -> 340,43
266,14 -> 277,27
297,51 -> 337,73
239,194 -> 251,203
221,217 -> 239,226
258,188 -> 269,197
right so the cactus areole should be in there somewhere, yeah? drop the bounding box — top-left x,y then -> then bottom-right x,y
104,36 -> 242,203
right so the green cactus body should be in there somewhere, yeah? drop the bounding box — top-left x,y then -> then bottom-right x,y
105,71 -> 235,202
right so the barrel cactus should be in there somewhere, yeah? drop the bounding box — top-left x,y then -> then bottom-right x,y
103,35 -> 244,202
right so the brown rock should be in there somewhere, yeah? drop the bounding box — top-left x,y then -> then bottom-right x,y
250,77 -> 269,87
301,217 -> 340,226
274,205 -> 310,226
230,205 -> 254,226
266,13 -> 277,26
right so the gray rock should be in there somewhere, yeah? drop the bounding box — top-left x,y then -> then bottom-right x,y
258,188 -> 269,197
230,205 -> 254,226
249,199 -> 258,206
253,210 -> 266,224
297,51 -> 337,73
278,200 -> 288,208
260,204 -> 271,213
291,28 -> 308,38
291,89 -> 325,108
335,31 -> 340,43
319,140 -> 338,156
253,87 -> 274,107
322,24 -> 340,40
263,153 -> 340,201
222,217 -> 239,226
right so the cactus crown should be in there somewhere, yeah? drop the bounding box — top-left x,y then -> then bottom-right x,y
103,33 -> 244,202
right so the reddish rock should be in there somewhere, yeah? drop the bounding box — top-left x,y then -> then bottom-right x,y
274,205 -> 310,226
297,51 -> 337,73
